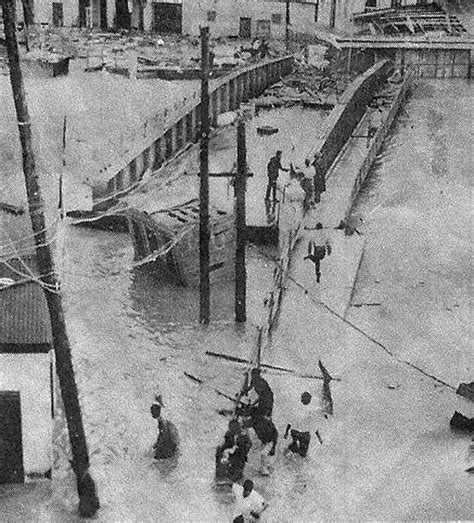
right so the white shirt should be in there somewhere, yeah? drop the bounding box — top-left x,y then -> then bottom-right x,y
232,483 -> 267,521
290,402 -> 319,433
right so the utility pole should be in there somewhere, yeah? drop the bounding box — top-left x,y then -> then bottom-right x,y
235,118 -> 247,323
199,26 -> 211,325
1,0 -> 99,517
285,0 -> 291,52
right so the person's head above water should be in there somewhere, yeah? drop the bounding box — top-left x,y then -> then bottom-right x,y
301,391 -> 312,405
243,479 -> 254,497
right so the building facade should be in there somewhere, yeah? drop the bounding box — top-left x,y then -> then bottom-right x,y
0,208 -> 55,483
0,282 -> 54,483
182,0 -> 320,38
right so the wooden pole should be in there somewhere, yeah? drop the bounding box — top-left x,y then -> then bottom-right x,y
59,115 -> 66,219
1,1 -> 99,517
285,0 -> 290,52
199,26 -> 211,325
235,118 -> 247,323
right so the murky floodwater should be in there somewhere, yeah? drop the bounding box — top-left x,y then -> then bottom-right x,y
13,80 -> 472,520
349,78 -> 473,386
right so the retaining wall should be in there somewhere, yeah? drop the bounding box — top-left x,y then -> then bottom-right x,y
308,60 -> 393,174
91,55 -> 294,212
348,71 -> 413,211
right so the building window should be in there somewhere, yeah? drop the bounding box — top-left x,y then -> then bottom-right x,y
271,13 -> 282,25
207,11 -> 216,22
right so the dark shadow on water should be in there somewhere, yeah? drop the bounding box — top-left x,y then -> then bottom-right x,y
129,263 -> 235,330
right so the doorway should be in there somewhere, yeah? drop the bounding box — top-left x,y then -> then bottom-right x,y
0,392 -> 24,484
239,17 -> 251,39
153,3 -> 182,34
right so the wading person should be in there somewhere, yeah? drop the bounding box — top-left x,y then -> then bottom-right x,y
245,368 -> 274,419
216,419 -> 253,483
232,479 -> 268,522
227,426 -> 253,482
304,222 -> 332,284
216,419 -> 244,482
284,392 -> 319,458
151,396 -> 179,460
265,150 -> 289,202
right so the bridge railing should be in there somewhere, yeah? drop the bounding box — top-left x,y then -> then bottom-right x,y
90,55 -> 294,212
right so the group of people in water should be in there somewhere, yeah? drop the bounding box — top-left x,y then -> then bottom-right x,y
215,368 -> 327,480
150,365 -> 331,521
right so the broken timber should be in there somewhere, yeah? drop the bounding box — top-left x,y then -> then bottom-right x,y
183,372 -> 238,403
205,351 -> 341,381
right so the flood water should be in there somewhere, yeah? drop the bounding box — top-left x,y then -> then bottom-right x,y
18,80 -> 474,520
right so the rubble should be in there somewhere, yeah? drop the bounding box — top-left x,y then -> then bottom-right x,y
255,43 -> 371,110
18,28 -> 287,79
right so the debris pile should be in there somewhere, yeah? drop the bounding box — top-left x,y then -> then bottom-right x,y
255,43 -> 375,110
18,28 -> 287,79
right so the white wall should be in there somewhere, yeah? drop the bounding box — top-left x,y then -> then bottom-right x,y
0,353 -> 52,477
182,0 -> 321,38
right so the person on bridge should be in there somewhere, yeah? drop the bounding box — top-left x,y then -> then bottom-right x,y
312,154 -> 326,204
304,222 -> 332,284
265,150 -> 289,202
301,158 -> 315,210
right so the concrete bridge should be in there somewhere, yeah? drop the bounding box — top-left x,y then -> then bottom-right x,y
84,55 -> 294,214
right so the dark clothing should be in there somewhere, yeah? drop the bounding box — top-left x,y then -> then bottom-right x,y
265,179 -> 278,201
267,155 -> 284,180
251,378 -> 274,418
305,243 -> 329,284
215,431 -> 252,482
154,418 -> 179,459
288,429 -> 310,458
313,163 -> 326,203
266,155 -> 286,201
228,433 -> 252,482
301,177 -> 314,210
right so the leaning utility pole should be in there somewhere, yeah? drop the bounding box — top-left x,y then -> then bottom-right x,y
235,119 -> 247,323
285,0 -> 291,52
1,0 -> 99,517
199,26 -> 211,324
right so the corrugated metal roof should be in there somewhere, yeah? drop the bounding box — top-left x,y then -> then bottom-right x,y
0,281 -> 53,348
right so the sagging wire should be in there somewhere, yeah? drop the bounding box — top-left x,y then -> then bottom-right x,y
253,243 -> 457,392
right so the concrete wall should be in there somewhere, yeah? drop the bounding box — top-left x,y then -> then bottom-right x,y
349,70 -> 412,206
309,60 -> 392,173
182,0 -> 319,38
91,55 -> 294,211
0,353 -> 52,476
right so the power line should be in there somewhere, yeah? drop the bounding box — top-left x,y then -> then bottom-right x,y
253,244 -> 457,392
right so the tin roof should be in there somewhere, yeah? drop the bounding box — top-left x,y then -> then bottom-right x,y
0,281 -> 53,352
